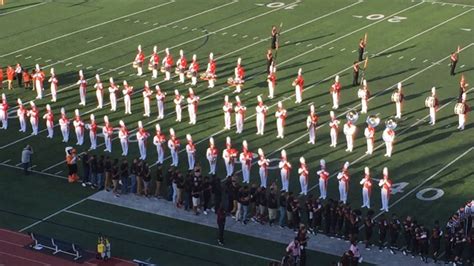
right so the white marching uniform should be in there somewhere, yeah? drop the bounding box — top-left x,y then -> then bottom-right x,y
123,86 -> 133,114
206,145 -> 218,175
29,107 -> 40,135
88,120 -> 97,150
306,113 -> 318,144
94,81 -> 103,109
187,95 -> 199,125
223,100 -> 233,130
17,105 -> 27,132
239,149 -> 252,183
257,155 -> 269,188
279,159 -> 291,192
298,163 -> 309,195
155,90 -> 165,119
119,126 -> 129,156
33,70 -> 45,100
136,128 -> 149,160
0,100 -> 8,130
234,103 -> 246,134
382,128 -> 395,157
222,148 -> 236,177
186,141 -> 196,170
331,81 -> 341,110
255,103 -> 267,135
379,177 -> 392,212
174,94 -> 183,122
329,118 -> 339,147
43,111 -> 54,138
360,88 -> 369,114
343,122 -> 356,152
143,88 -> 152,117
103,123 -> 113,152
317,168 -> 329,200
77,78 -> 87,106
153,132 -> 166,165
108,84 -> 118,111
168,137 -> 180,167
73,118 -> 85,145
360,176 -> 372,208
49,75 -> 58,102
59,116 -> 69,142
275,108 -> 287,139
364,126 -> 375,155
337,170 -> 349,204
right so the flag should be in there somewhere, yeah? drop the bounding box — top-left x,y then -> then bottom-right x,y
364,57 -> 369,69
364,33 -> 368,44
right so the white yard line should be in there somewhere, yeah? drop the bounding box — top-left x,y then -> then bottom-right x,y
0,1 -> 176,57
0,2 -> 46,17
0,162 -> 66,180
372,146 -> 474,220
64,210 -> 279,262
1,159 -> 11,163
86,36 -> 103,43
422,0 -> 474,8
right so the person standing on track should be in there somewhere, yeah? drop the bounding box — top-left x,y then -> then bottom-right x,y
21,145 -> 34,175
217,207 -> 226,246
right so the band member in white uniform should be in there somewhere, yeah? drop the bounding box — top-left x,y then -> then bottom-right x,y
427,87 -> 439,125
136,121 -> 149,160
255,96 -> 267,135
162,48 -> 174,81
222,95 -> 233,130
152,124 -> 166,165
278,149 -> 291,192
234,96 -> 246,134
108,77 -> 119,112
298,157 -> 309,195
0,95 -> 7,130
155,85 -> 166,120
267,65 -> 276,99
275,101 -> 287,139
306,104 -> 318,144
382,121 -> 396,157
102,115 -> 113,153
118,120 -> 129,156
317,159 -> 329,200
233,57 -> 245,93
186,134 -> 196,170
457,92 -> 470,130
394,82 -> 404,119
331,75 -> 341,109
122,80 -> 133,115
73,109 -> 85,145
359,79 -> 370,114
222,137 -> 237,177
337,162 -> 350,204
364,123 -> 375,155
48,68 -> 58,102
360,167 -> 372,208
257,148 -> 269,188
239,140 -> 252,184
88,114 -> 97,150
176,49 -> 187,84
174,90 -> 184,122
168,128 -> 180,167
187,88 -> 199,125
28,101 -> 40,136
133,45 -> 145,76
17,99 -> 27,132
293,68 -> 304,104
379,167 -> 392,212
329,111 -> 339,147
33,64 -> 45,100
58,107 -> 69,142
149,46 -> 160,79
343,120 -> 356,152
42,104 -> 54,138
188,54 -> 199,86
206,137 -> 218,175
142,81 -> 153,117
77,70 -> 87,106
205,52 -> 216,88
94,74 -> 103,109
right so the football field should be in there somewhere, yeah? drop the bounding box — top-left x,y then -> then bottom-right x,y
0,0 -> 473,265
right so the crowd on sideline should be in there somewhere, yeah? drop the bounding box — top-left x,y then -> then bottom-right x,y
68,152 -> 473,266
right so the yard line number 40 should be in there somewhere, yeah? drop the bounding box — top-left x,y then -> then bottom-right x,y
366,14 -> 407,23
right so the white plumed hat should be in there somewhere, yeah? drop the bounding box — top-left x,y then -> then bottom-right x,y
343,161 -> 350,169
320,159 -> 326,167
299,157 -> 305,164
242,140 -> 248,149
364,166 -> 370,175
209,137 -> 215,145
335,75 -> 339,82
119,120 -> 125,127
74,109 -> 80,117
281,149 -> 287,158
186,134 -> 192,142
383,167 -> 388,176
258,148 -> 264,156
138,121 -> 143,128
169,128 -> 175,136
155,124 -> 161,132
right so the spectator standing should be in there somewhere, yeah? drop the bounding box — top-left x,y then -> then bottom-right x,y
286,237 -> 301,265
23,69 -> 31,89
80,151 -> 90,187
191,178 -> 201,215
89,155 -> 97,189
104,156 -> 112,191
129,158 -> 138,194
136,160 -> 144,195
142,162 -> 151,197
120,158 -> 129,194
111,158 -> 120,197
21,145 -> 33,175
6,65 -> 14,90
217,207 -> 226,246
211,174 -> 222,213
202,176 -> 212,215
279,191 -> 287,228
154,165 -> 163,198
268,188 -> 278,226
15,63 -> 23,87
96,155 -> 105,190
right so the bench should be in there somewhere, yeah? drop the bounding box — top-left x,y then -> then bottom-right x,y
29,232 -> 83,261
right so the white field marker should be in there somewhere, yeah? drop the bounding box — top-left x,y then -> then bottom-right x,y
242,35 -> 248,38
182,26 -> 188,30
25,56 -> 32,59
134,20 -> 140,23
399,56 -> 404,60
118,71 -> 125,75
192,28 -> 197,31
76,64 -> 83,68
352,49 -> 356,53
423,59 -> 428,63
296,42 -> 301,46
86,66 -> 93,70
254,37 -> 260,40
460,64 -> 465,68
222,32 -> 227,35
65,63 -> 72,66
329,47 -> 334,50
410,57 -> 416,61
307,43 -> 313,47
2,159 -> 11,163
172,25 -> 178,28
124,19 -> 130,22
35,58 -> 42,61
387,54 -> 392,58
16,162 -> 22,167
144,22 -> 149,25
45,59 -> 52,63
97,68 -> 103,72
340,48 -> 346,51
15,54 -> 22,58
232,33 -> 238,37
153,23 -> 159,26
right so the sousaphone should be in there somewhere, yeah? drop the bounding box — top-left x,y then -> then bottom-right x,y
346,110 -> 359,123
366,114 -> 380,127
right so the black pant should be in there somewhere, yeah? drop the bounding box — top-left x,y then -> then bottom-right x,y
16,73 -> 23,87
358,47 -> 364,62
23,162 -> 29,175
451,61 -> 457,76
218,223 -> 225,242
353,71 -> 359,86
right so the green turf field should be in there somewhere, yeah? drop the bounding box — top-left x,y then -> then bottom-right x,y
0,0 -> 473,264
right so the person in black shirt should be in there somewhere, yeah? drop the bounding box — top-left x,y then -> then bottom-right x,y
323,200 -> 332,235
202,176 -> 212,215
191,178 -> 201,215
129,158 -> 139,194
352,61 -> 360,86
241,186 -> 250,224
184,172 -> 193,211
305,195 -> 314,233
142,162 -> 151,197
291,198 -> 301,232
286,192 -> 294,229
364,210 -> 374,250
389,214 -> 401,254
217,207 -> 226,246
378,215 -> 389,251
402,216 -> 414,256
430,220 -> 442,263
96,155 -> 105,190
119,158 -> 129,194
279,192 -> 287,228
270,25 -> 279,50
154,165 -> 163,198
267,188 -> 278,226
165,166 -> 174,201
104,156 -> 112,191
418,225 -> 429,263
111,159 -> 120,197
89,155 -> 97,189
313,199 -> 323,234
210,175 -> 222,213
80,152 -> 91,187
